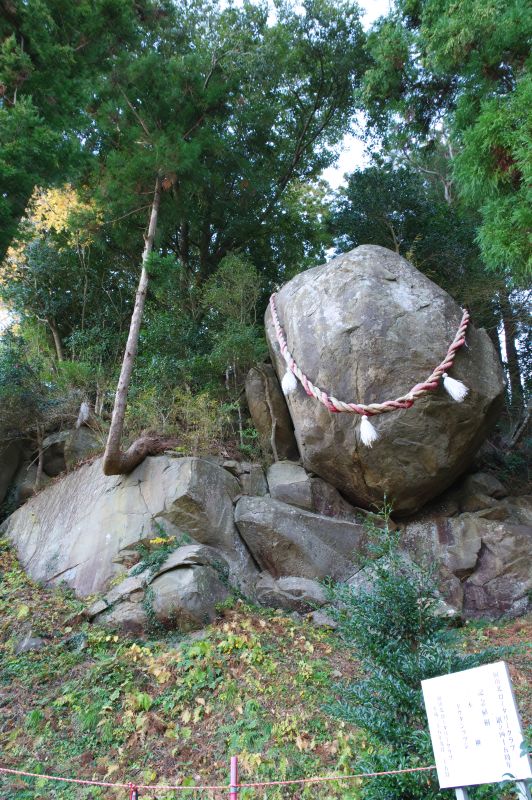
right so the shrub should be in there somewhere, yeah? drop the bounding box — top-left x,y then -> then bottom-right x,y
328,505 -> 504,800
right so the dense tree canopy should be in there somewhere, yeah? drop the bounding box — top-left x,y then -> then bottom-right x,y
361,0 -> 531,282
0,0 -> 529,463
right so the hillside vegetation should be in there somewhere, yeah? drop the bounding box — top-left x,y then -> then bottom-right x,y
1,536 -> 530,800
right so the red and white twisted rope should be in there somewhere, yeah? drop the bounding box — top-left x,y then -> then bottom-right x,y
269,293 -> 470,417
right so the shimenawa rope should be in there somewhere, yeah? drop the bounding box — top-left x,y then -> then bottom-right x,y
269,293 -> 470,446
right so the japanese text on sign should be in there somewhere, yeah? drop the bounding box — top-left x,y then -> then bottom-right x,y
422,661 -> 532,789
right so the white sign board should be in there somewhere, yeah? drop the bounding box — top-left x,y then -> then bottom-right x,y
422,661 -> 532,789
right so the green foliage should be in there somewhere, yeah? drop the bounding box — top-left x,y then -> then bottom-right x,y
0,0 -> 163,260
0,331 -> 76,442
361,0 -> 531,283
328,508 -> 504,799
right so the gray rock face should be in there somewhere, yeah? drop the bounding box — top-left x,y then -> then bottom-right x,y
245,364 -> 299,461
0,440 -> 26,506
1,455 -> 256,596
42,431 -> 70,477
267,461 -> 365,521
265,245 -> 505,514
150,566 -> 229,629
402,507 -> 532,618
255,573 -> 327,612
234,495 -> 366,580
222,460 -> 268,496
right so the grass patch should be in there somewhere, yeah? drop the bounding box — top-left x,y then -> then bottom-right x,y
0,537 -> 530,799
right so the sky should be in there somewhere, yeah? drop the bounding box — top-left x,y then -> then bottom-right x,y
322,0 -> 391,189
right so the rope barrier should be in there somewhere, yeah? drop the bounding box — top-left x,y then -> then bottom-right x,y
269,293 -> 470,417
0,762 -> 437,793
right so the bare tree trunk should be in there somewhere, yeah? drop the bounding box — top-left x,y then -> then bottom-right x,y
102,176 -> 162,475
48,318 -> 64,361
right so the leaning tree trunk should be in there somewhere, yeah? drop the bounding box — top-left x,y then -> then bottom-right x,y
102,176 -> 162,476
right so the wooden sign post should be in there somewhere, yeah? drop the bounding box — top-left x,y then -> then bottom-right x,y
422,661 -> 532,799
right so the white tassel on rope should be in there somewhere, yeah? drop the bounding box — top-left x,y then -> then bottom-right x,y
442,372 -> 468,402
281,368 -> 298,396
360,414 -> 379,447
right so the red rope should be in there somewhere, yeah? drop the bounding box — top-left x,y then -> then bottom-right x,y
269,293 -> 470,416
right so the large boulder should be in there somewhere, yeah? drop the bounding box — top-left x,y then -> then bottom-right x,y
149,566 -> 229,629
1,455 -> 256,596
266,245 -> 505,514
245,365 -> 299,461
234,495 -> 366,580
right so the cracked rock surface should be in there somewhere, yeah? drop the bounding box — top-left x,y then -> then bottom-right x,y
0,455 -> 256,597
265,245 -> 505,514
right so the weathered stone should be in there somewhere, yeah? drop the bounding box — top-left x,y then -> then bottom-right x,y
460,493 -> 500,513
150,566 -> 229,629
267,461 -> 365,521
460,472 -> 507,500
255,573 -> 327,612
11,462 -> 52,506
0,440 -> 24,505
42,431 -> 70,477
86,572 -> 150,618
222,461 -> 268,496
402,512 -> 531,618
462,522 -> 532,618
267,461 -> 313,509
239,464 -> 269,497
265,245 -> 505,514
1,455 -> 256,596
234,496 -> 366,581
15,634 -> 46,654
64,427 -> 102,469
245,365 -> 299,461
98,602 -> 148,635
152,544 -> 229,578
42,428 -> 103,477
307,610 -> 338,629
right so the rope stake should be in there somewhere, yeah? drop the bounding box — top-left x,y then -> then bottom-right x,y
269,293 -> 470,446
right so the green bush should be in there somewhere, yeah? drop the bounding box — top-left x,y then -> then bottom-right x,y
328,506 -> 505,800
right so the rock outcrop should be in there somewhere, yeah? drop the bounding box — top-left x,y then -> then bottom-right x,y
265,245 -> 505,514
2,443 -> 529,628
1,455 -> 256,597
234,495 -> 366,580
245,364 -> 299,460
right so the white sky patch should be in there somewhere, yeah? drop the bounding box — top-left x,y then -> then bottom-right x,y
323,0 -> 392,188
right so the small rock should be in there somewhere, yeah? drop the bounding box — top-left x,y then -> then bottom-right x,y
460,472 -> 507,500
15,634 -> 46,654
62,632 -> 88,652
307,610 -> 338,629
255,573 -> 327,612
